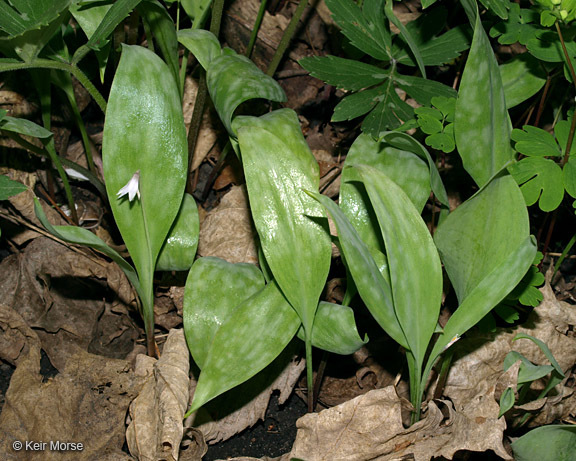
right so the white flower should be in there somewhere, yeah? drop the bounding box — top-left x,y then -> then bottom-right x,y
117,170 -> 140,201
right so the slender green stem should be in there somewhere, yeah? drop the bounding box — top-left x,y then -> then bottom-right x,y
246,0 -> 269,58
305,336 -> 314,412
553,231 -> 576,277
406,351 -> 423,424
555,22 -> 576,166
0,59 -> 107,114
266,0 -> 309,77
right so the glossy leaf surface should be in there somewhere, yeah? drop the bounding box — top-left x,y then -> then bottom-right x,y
454,11 -> 513,188
156,193 -> 200,271
234,109 -> 331,333
297,302 -> 367,355
357,165 -> 442,367
0,115 -> 53,139
102,45 -> 187,332
178,29 -> 221,70
183,257 -> 264,369
188,280 -> 300,412
308,190 -> 408,349
207,51 -> 286,135
500,54 -> 546,109
340,133 -> 430,253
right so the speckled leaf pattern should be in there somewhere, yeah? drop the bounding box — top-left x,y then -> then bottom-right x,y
188,280 -> 300,412
357,165 -> 442,369
429,175 -> 536,361
102,45 -> 187,331
454,10 -> 513,188
297,302 -> 367,356
177,29 -> 221,70
340,133 -> 430,253
156,193 -> 200,271
183,257 -> 264,369
308,190 -> 408,349
233,109 -> 332,335
207,51 -> 286,135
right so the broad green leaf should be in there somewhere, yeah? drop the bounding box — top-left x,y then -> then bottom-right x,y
187,280 -> 301,413
384,0 -> 425,77
513,333 -> 565,377
297,301 -> 367,355
511,425 -> 576,461
430,175 -> 536,358
234,109 -> 331,334
178,29 -> 221,70
324,0 -> 391,61
508,157 -> 564,212
156,193 -> 199,271
363,89 -> 414,136
183,257 -> 264,368
0,115 -> 53,139
527,30 -> 576,63
308,190 -> 408,349
102,45 -> 188,334
379,131 -> 450,210
357,164 -> 442,368
0,0 -> 71,61
332,87 -> 384,122
517,361 -> 555,384
340,133 -> 430,253
207,50 -> 286,135
394,75 -> 457,105
500,54 -> 546,109
512,126 -> 562,157
138,0 -> 180,92
0,175 -> 26,199
555,119 -> 576,156
454,10 -> 514,188
299,55 -> 388,91
33,197 -> 142,298
498,387 -> 515,417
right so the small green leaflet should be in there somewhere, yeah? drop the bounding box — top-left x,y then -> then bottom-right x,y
509,157 -> 564,212
489,4 -> 540,45
0,175 -> 27,200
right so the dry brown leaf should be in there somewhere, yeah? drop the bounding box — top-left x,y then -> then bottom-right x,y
289,385 -> 510,461
0,305 -> 144,460
126,329 -> 203,461
0,237 -> 138,370
442,280 -> 576,427
192,357 -> 305,444
197,185 -> 258,264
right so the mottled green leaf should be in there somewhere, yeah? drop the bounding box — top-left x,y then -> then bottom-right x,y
430,175 -> 536,359
512,126 -> 562,157
340,133 -> 430,254
297,301 -> 367,355
178,29 -> 221,70
357,164 -> 442,368
500,54 -> 546,109
207,50 -> 286,135
102,45 -> 188,334
508,157 -> 564,211
308,190 -> 408,349
187,280 -> 300,412
0,175 -> 26,200
299,55 -> 388,91
183,257 -> 265,368
455,11 -> 514,188
234,109 -> 331,335
511,425 -> 576,461
156,193 -> 199,271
